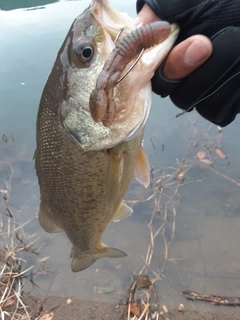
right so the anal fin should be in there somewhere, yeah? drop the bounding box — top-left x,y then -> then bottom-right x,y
112,201 -> 133,222
38,202 -> 63,233
134,147 -> 150,188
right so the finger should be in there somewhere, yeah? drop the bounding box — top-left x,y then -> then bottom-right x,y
163,35 -> 213,80
133,4 -> 160,26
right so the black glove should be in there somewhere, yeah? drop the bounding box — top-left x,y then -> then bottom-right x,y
136,0 -> 240,126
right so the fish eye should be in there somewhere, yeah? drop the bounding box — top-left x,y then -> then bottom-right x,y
74,42 -> 94,63
82,47 -> 92,59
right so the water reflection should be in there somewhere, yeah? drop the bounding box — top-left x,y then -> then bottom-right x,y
0,0 -> 58,11
1,0 -> 240,318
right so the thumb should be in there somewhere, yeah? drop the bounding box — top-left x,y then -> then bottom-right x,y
163,35 -> 213,80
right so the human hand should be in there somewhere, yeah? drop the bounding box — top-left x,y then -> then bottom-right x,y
135,1 -> 240,126
134,4 -> 212,80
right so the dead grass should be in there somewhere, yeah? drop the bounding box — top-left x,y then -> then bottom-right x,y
0,135 -> 43,320
0,214 -> 41,320
1,116 -> 240,320
121,117 -> 240,320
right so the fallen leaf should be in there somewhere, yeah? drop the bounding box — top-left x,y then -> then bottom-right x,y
5,208 -> 13,218
178,303 -> 185,312
215,148 -> 227,159
177,171 -> 185,181
200,159 -> 213,165
3,297 -> 16,308
37,312 -> 54,320
2,134 -> 8,143
66,297 -> 72,304
130,303 -> 140,317
197,151 -> 206,159
94,285 -> 115,294
118,304 -> 126,315
162,304 -> 168,313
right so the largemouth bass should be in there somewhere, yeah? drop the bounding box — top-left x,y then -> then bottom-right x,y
35,0 -> 179,272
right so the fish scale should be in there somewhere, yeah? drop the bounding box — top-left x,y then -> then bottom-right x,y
35,0 -> 179,272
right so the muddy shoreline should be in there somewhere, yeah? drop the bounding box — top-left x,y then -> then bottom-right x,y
16,296 -> 240,320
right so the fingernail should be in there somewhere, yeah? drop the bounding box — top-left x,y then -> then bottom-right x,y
184,40 -> 209,65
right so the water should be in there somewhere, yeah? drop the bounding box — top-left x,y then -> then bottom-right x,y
1,0 -> 240,317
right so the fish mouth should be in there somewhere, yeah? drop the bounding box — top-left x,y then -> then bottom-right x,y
61,1 -> 179,152
89,21 -> 174,128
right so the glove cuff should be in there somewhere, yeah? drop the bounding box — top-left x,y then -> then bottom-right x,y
152,27 -> 240,126
151,63 -> 182,98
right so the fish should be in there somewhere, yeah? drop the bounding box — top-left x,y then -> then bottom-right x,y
35,0 -> 179,272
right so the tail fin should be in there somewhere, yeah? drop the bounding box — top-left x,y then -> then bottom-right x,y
71,246 -> 127,272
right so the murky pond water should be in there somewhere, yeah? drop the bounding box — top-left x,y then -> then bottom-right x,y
1,0 -> 240,318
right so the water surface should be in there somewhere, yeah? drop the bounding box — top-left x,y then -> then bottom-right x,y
1,0 -> 240,316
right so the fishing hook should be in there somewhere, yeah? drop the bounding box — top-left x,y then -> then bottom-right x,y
114,27 -> 125,44
116,48 -> 145,84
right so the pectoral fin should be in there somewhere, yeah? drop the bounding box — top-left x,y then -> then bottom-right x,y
106,149 -> 124,209
134,147 -> 150,188
71,246 -> 127,272
38,202 -> 63,233
112,201 -> 133,222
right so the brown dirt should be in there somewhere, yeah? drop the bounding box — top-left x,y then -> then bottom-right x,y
22,296 -> 240,320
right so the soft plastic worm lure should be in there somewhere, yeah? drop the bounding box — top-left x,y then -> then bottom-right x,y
89,21 -> 171,127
